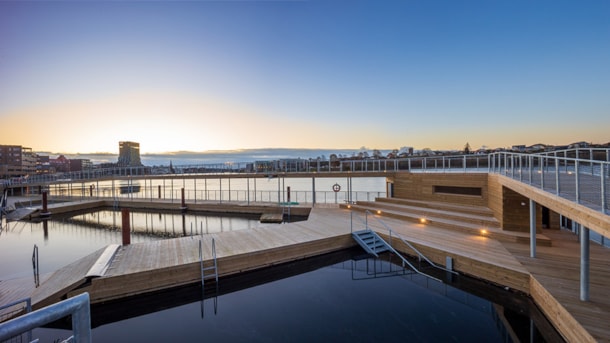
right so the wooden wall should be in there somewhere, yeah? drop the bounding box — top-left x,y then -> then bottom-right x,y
392,172 -> 488,207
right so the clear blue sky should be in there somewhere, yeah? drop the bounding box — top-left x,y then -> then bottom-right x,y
1,0 -> 608,154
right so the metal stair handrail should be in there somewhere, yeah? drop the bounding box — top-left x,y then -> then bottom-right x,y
363,210 -> 458,276
351,211 -> 443,283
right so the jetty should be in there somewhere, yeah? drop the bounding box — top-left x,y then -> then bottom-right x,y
1,150 -> 610,342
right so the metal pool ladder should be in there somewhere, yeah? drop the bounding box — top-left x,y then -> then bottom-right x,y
199,238 -> 219,316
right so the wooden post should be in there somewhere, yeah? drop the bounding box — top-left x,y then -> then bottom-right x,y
122,208 -> 131,245
181,187 -> 187,211
40,191 -> 50,217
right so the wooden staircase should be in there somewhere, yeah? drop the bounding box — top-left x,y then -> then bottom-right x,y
341,197 -> 552,246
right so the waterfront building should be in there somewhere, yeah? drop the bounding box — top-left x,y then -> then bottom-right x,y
0,145 -> 36,178
118,141 -> 142,167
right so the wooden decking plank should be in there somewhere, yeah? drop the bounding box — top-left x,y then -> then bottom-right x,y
502,229 -> 610,342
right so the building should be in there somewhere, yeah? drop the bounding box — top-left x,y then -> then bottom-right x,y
50,155 -> 71,173
69,159 -> 93,172
0,145 -> 36,179
118,141 -> 142,167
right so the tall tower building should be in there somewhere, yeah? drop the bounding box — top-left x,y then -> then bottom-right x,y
118,141 -> 142,167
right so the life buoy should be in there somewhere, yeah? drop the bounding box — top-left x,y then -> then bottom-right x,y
332,183 -> 341,192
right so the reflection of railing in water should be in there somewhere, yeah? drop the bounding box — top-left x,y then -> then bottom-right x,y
32,244 -> 39,288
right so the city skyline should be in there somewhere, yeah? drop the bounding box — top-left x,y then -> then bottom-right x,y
1,1 -> 609,154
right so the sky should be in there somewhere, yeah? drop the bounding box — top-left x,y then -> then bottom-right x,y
1,0 -> 609,155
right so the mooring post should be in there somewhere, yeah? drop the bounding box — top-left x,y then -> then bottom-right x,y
158,185 -> 161,199
40,191 -> 50,218
181,188 -> 187,212
121,208 -> 131,245
287,186 -> 291,203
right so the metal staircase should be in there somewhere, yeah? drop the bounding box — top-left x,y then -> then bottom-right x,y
352,228 -> 442,282
352,230 -> 390,257
351,211 -> 458,283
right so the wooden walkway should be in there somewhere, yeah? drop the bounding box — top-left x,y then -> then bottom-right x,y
503,229 -> 610,343
2,203 -> 610,341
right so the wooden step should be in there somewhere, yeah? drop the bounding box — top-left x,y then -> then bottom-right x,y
375,197 -> 494,216
355,200 -> 500,227
343,203 -> 551,246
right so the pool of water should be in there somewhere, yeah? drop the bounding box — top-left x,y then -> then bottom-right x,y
29,250 -> 562,342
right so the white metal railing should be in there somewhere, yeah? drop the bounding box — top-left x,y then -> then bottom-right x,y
0,292 -> 91,343
489,152 -> 610,215
6,150 -> 609,214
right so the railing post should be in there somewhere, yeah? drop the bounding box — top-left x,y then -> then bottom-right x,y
575,160 -> 580,204
555,158 -> 560,196
601,163 -> 606,214
519,155 -> 523,182
540,157 -> 545,190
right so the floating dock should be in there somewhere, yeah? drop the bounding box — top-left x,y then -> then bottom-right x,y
2,172 -> 610,342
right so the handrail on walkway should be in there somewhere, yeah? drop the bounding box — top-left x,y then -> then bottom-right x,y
0,292 -> 92,343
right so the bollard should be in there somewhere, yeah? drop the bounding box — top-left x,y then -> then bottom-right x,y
89,185 -> 94,197
287,186 -> 291,203
158,185 -> 161,199
121,208 -> 131,245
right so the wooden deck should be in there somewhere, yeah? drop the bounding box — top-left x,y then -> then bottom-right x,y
2,201 -> 610,341
503,229 -> 610,343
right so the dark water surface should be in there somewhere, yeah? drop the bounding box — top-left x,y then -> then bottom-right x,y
32,250 -> 562,343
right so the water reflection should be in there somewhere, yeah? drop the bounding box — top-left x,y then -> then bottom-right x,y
65,209 -> 265,238
0,209 -> 263,279
36,249 -> 563,343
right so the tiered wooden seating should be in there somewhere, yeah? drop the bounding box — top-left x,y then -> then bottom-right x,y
340,197 -> 552,246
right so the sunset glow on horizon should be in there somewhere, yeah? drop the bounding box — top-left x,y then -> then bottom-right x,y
1,1 -> 609,154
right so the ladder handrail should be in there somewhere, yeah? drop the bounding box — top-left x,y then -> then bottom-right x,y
351,212 -> 443,282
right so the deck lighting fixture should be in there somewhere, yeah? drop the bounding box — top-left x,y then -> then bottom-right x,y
377,210 -> 382,215
419,217 -> 427,224
347,205 -> 351,209
481,229 -> 488,235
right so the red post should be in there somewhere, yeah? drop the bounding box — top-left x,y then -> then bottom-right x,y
121,208 -> 131,245
42,191 -> 48,213
181,188 -> 186,211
